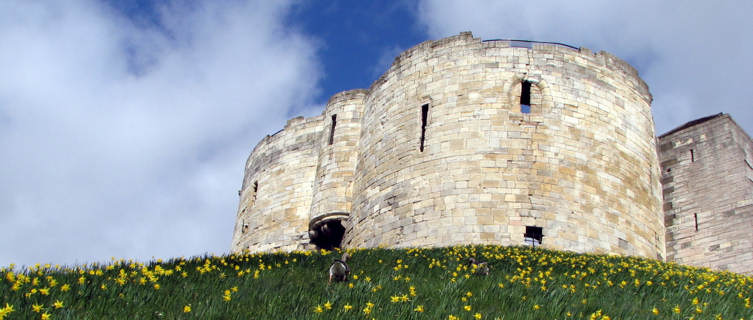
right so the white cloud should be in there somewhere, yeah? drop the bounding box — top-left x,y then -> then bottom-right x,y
0,1 -> 321,267
417,0 -> 753,136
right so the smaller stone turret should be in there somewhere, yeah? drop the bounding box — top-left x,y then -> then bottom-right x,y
659,113 -> 753,275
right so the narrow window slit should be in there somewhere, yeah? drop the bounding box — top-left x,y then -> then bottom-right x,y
524,226 -> 543,247
420,104 -> 429,152
328,114 -> 337,145
690,149 -> 694,162
252,181 -> 258,205
520,81 -> 532,114
694,213 -> 698,231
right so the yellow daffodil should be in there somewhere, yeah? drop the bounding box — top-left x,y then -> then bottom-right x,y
53,300 -> 63,309
183,305 -> 191,313
0,303 -> 14,318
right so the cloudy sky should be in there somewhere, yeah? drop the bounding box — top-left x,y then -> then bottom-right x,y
1,0 -> 751,268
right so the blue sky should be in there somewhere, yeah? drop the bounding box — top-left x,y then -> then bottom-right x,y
1,0 -> 751,268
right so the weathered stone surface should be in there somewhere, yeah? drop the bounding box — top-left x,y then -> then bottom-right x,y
659,114 -> 753,275
231,32 -> 667,261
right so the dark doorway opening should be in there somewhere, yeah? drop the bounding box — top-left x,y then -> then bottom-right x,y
309,219 -> 346,250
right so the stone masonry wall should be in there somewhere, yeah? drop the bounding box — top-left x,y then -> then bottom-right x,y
344,33 -> 664,259
232,32 -> 665,261
309,90 -> 366,226
232,116 -> 323,252
659,114 -> 753,274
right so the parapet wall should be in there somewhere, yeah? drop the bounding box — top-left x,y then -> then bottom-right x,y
233,32 -> 665,260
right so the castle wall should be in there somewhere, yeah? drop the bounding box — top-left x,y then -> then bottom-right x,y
308,90 -> 366,246
660,114 -> 753,274
344,33 -> 664,259
232,32 -> 666,261
309,90 -> 366,222
232,116 -> 323,252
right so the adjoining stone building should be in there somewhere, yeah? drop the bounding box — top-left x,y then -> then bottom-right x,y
659,114 -> 753,274
231,32 -> 753,275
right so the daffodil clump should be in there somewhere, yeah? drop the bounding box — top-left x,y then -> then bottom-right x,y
0,246 -> 751,319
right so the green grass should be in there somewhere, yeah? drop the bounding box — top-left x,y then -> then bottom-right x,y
1,245 -> 752,319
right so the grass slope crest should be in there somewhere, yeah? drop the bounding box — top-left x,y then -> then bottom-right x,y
1,245 -> 752,319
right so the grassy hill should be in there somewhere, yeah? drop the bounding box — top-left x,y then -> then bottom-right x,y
1,245 -> 751,319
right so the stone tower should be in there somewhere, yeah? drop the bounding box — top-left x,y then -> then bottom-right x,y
232,32 -> 665,260
659,113 -> 753,274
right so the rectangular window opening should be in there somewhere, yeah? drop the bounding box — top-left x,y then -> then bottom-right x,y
524,226 -> 543,247
420,104 -> 429,152
690,149 -> 694,162
520,81 -> 531,114
252,181 -> 258,205
328,114 -> 337,145
694,213 -> 698,232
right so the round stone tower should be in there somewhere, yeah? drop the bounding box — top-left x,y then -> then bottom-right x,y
232,32 -> 664,260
